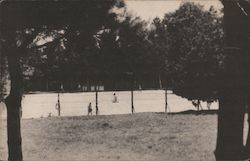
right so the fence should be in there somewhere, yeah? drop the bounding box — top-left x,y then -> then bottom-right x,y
0,90 -> 219,119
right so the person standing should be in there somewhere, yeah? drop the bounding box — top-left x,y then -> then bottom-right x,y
112,93 -> 118,103
87,102 -> 92,115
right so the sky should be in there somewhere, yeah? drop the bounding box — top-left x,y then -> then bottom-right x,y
125,0 -> 223,21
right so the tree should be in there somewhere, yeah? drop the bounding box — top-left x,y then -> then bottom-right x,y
0,1 -> 124,160
152,2 -> 224,101
151,2 -> 250,160
148,17 -> 171,89
215,0 -> 250,160
116,15 -> 150,88
95,14 -> 150,90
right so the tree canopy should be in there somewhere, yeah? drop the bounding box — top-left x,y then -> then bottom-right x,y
150,2 -> 224,101
2,2 -> 225,97
1,0 -> 126,91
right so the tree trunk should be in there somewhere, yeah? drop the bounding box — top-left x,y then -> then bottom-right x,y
95,86 -> 98,115
5,53 -> 23,161
158,74 -> 162,89
217,1 -> 250,159
165,89 -> 168,113
215,47 -> 249,160
45,78 -> 49,91
0,49 -> 4,101
215,89 -> 247,160
57,93 -> 61,116
131,74 -> 135,114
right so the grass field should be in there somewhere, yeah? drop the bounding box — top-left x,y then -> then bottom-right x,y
0,113 -> 248,161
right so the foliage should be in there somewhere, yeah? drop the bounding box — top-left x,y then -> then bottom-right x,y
0,0 -> 125,91
151,2 -> 224,101
2,1 -> 224,97
115,15 -> 150,81
21,13 -> 151,91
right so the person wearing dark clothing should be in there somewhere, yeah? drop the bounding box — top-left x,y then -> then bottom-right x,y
87,102 -> 92,115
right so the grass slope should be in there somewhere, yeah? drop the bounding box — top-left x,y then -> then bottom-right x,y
0,113 -> 246,161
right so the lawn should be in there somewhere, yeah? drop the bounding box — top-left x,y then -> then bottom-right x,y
0,113 -> 248,161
